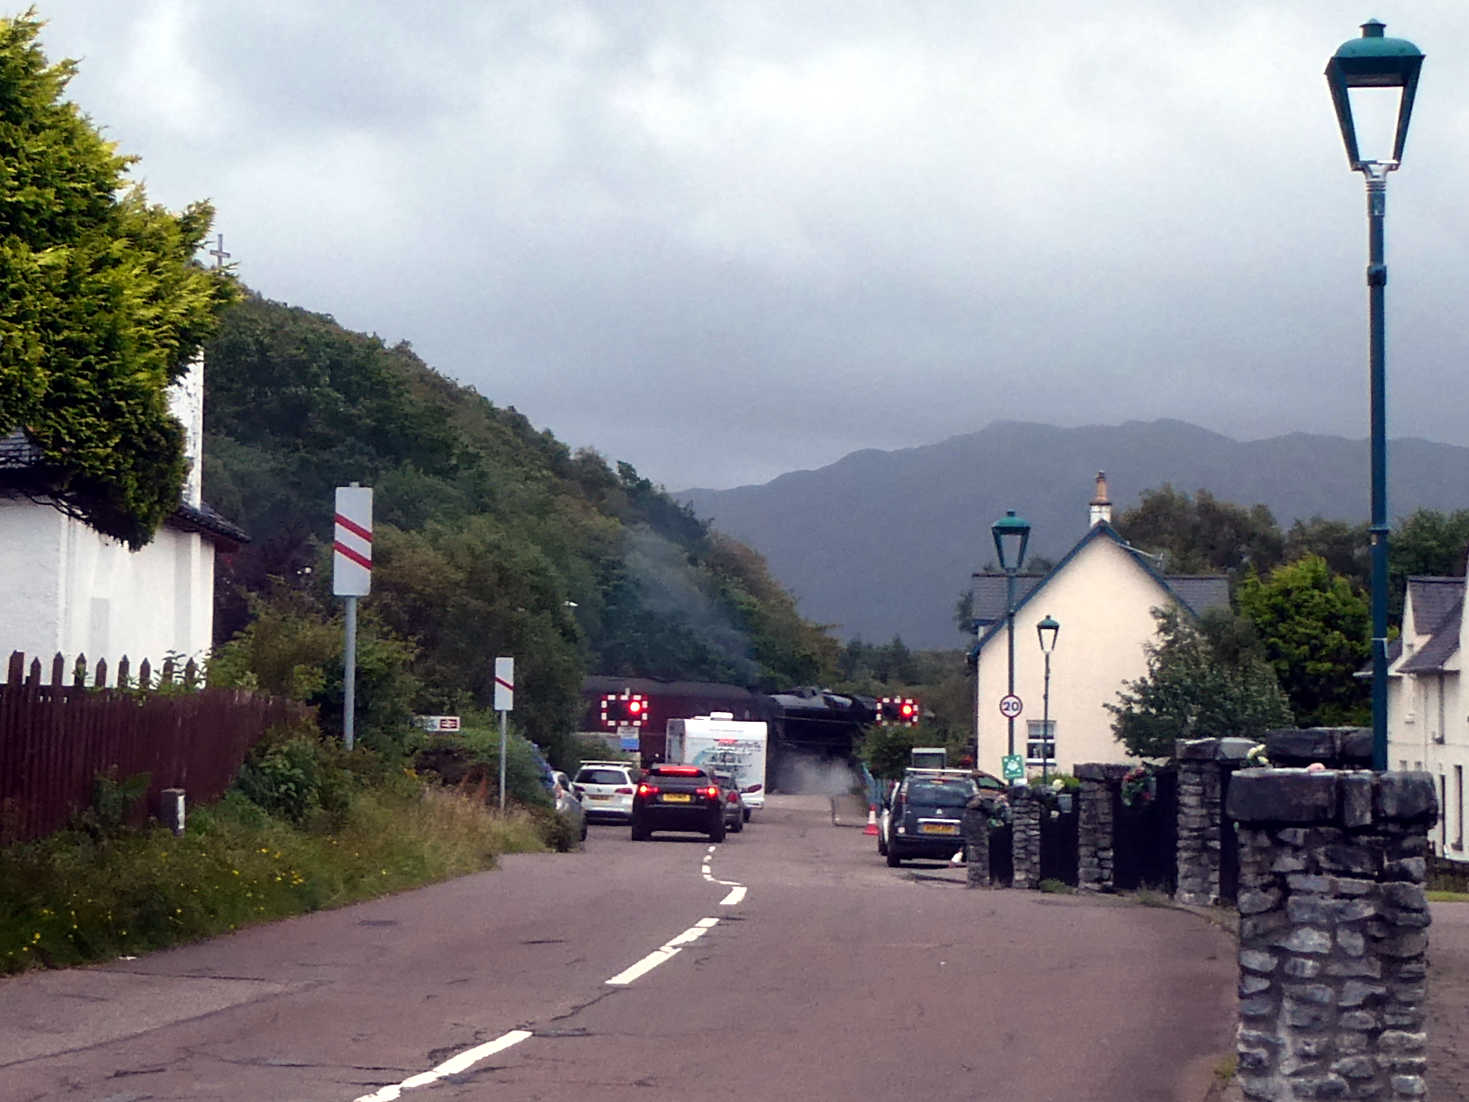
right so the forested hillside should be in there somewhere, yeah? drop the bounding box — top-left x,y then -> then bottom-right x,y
201,293 -> 837,765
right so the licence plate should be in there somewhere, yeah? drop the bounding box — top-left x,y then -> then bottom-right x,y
588,794 -> 610,800
919,821 -> 958,835
661,793 -> 692,803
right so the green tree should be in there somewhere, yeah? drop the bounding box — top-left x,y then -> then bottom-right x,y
0,13 -> 237,546
1388,508 -> 1469,622
1114,485 -> 1283,577
1107,607 -> 1292,759
1236,556 -> 1370,727
1284,516 -> 1369,592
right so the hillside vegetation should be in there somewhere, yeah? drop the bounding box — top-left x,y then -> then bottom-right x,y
202,292 -> 837,766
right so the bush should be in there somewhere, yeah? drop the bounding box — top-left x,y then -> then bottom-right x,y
69,769 -> 151,841
232,729 -> 356,829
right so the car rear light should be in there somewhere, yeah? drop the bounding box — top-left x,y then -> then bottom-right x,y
615,787 -> 634,795
727,791 -> 739,803
637,783 -> 659,797
743,784 -> 763,793
703,786 -> 719,799
660,766 -> 703,776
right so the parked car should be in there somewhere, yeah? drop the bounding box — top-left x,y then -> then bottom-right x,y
548,770 -> 587,843
878,769 -> 1003,859
711,768 -> 745,833
630,764 -> 725,842
572,761 -> 640,823
885,769 -> 1006,867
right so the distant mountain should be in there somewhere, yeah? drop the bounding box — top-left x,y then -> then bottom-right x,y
676,419 -> 1469,650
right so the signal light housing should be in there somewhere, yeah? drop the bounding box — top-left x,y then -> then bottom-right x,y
601,691 -> 649,729
877,696 -> 921,726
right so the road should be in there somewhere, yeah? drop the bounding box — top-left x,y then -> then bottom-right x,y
0,794 -> 1241,1101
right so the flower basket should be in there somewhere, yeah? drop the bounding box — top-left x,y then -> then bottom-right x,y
1120,765 -> 1155,809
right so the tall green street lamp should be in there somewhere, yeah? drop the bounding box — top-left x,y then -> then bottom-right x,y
1325,20 -> 1424,772
1036,614 -> 1060,783
991,510 -> 1031,760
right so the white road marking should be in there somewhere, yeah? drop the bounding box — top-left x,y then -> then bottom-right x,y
353,1029 -> 533,1102
605,918 -> 720,986
720,885 -> 747,906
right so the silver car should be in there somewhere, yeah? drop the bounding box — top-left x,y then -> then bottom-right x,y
549,770 -> 587,843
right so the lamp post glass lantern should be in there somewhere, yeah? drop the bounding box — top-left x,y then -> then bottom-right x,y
991,510 -> 1031,763
1036,615 -> 1059,782
1325,20 -> 1424,772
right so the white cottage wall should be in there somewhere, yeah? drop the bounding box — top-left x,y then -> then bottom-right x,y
974,536 -> 1173,779
0,500 -> 214,673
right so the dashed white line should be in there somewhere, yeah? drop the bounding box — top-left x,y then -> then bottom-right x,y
720,885 -> 747,906
606,918 -> 720,986
353,1029 -> 533,1102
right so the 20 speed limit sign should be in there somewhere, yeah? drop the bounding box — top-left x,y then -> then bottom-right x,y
998,694 -> 1023,719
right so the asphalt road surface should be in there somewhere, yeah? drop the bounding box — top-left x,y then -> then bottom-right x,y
1,794 -> 1245,1101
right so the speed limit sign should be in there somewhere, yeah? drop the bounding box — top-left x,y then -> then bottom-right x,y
998,694 -> 1023,719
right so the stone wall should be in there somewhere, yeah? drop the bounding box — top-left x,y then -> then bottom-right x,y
1226,769 -> 1437,1101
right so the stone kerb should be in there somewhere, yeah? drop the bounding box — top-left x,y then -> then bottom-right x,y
1175,737 -> 1256,907
1075,763 -> 1130,892
1226,769 -> 1437,1101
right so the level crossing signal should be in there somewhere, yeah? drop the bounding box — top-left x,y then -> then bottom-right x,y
877,696 -> 920,726
601,692 -> 648,729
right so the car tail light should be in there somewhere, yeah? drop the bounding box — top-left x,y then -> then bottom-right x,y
615,787 -> 634,795
743,783 -> 763,793
703,786 -> 719,799
637,783 -> 659,797
727,791 -> 739,803
660,766 -> 702,776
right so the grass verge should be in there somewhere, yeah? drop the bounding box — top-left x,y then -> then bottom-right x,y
0,778 -> 547,975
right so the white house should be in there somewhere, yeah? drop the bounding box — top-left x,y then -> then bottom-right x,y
0,358 -> 246,672
969,473 -> 1230,780
1385,573 -> 1467,864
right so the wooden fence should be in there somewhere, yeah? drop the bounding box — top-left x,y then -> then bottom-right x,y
0,650 -> 310,844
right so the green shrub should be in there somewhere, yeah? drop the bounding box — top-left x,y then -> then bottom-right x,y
69,769 -> 151,841
232,730 -> 356,828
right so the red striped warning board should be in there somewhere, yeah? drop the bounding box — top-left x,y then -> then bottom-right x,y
494,656 -> 514,712
333,486 -> 373,596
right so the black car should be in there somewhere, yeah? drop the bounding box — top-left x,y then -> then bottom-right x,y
885,771 -> 983,866
631,764 -> 726,842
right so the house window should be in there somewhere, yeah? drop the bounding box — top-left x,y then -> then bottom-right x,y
1026,720 -> 1055,766
1441,774 -> 1448,850
1456,766 -> 1464,852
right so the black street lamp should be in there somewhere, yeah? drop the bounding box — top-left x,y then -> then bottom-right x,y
991,510 -> 1031,761
1326,20 -> 1424,772
1036,614 -> 1060,783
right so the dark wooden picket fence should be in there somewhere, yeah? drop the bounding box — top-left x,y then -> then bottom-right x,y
0,650 -> 309,843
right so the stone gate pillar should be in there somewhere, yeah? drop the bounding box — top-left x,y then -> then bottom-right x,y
1076,763 -> 1126,892
1175,737 -> 1255,906
1226,769 -> 1437,1100
1010,787 -> 1043,889
964,795 -> 992,888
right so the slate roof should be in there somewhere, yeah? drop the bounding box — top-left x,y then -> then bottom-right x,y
0,427 -> 248,548
968,523 -> 1230,648
1396,577 -> 1463,675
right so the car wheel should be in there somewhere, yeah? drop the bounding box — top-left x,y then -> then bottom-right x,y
877,832 -> 887,856
731,813 -> 743,833
710,817 -> 726,843
580,819 -> 588,842
742,808 -> 751,823
631,821 -> 649,841
886,843 -> 902,867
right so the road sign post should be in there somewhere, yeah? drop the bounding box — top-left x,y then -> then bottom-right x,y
495,657 -> 514,811
1001,754 -> 1026,783
333,484 -> 372,750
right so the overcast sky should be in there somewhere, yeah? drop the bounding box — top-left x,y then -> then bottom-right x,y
28,2 -> 1469,491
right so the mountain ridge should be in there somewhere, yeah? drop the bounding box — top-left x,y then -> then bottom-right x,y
675,419 -> 1469,649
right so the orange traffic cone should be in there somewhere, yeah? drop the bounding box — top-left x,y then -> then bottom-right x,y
864,804 -> 879,835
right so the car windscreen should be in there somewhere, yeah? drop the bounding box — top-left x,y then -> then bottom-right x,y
576,768 -> 627,785
906,781 -> 973,808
